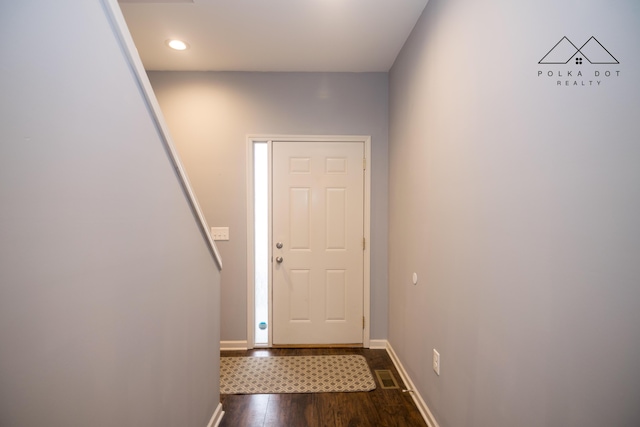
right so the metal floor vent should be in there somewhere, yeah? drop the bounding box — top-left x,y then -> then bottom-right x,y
374,370 -> 400,389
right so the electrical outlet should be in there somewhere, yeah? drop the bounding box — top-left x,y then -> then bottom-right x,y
210,227 -> 229,241
433,349 -> 440,376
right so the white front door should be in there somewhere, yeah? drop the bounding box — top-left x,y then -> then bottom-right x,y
272,141 -> 365,345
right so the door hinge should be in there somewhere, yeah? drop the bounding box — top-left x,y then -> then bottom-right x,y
362,237 -> 366,250
363,158 -> 366,170
363,316 -> 366,329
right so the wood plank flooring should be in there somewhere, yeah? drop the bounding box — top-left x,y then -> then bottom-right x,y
219,348 -> 427,427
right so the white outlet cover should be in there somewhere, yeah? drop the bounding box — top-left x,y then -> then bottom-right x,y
412,272 -> 418,285
433,349 -> 440,376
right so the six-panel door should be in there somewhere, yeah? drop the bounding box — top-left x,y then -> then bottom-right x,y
272,141 -> 365,345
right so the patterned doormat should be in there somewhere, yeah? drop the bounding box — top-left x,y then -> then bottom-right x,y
220,355 -> 377,394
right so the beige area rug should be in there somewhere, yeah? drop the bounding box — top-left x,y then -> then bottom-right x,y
220,355 -> 377,394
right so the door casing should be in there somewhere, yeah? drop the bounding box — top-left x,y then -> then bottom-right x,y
246,135 -> 371,349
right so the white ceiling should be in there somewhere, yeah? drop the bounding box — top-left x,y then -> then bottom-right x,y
118,0 -> 428,72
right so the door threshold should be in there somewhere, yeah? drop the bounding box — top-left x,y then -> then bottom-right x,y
272,343 -> 363,349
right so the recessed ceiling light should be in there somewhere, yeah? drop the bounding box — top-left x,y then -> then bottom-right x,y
166,39 -> 189,51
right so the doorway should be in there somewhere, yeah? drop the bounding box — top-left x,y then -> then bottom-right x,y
247,135 -> 371,348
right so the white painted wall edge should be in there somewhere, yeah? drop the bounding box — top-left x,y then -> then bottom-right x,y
206,403 -> 224,427
101,0 -> 222,270
385,341 -> 440,427
221,341 -> 249,351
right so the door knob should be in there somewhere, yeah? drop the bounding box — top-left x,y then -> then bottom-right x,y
276,242 -> 283,249
275,256 -> 283,263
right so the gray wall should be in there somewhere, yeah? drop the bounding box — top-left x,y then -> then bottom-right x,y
389,0 -> 640,426
148,72 -> 389,342
0,2 -> 221,426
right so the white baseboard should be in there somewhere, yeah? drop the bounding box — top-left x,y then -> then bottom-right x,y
221,339 -> 386,351
206,402 -> 224,427
368,339 -> 388,349
385,342 -> 440,427
220,340 -> 248,351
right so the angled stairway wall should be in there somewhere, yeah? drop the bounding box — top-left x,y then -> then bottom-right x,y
0,1 -> 222,426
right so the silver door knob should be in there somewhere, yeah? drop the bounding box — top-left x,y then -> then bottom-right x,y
276,242 -> 283,249
275,256 -> 283,263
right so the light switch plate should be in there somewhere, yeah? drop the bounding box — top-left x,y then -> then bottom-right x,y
210,227 -> 229,241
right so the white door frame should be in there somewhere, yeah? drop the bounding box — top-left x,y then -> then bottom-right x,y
246,135 -> 371,349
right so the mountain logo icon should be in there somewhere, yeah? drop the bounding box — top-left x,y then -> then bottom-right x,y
539,36 -> 619,65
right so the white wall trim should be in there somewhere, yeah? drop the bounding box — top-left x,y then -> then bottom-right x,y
101,0 -> 222,271
220,341 -> 249,351
369,339 -> 388,349
362,137 -> 372,348
206,403 -> 224,427
386,342 -> 440,427
246,135 -> 372,348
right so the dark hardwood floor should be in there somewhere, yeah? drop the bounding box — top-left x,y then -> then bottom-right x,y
219,348 -> 427,427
